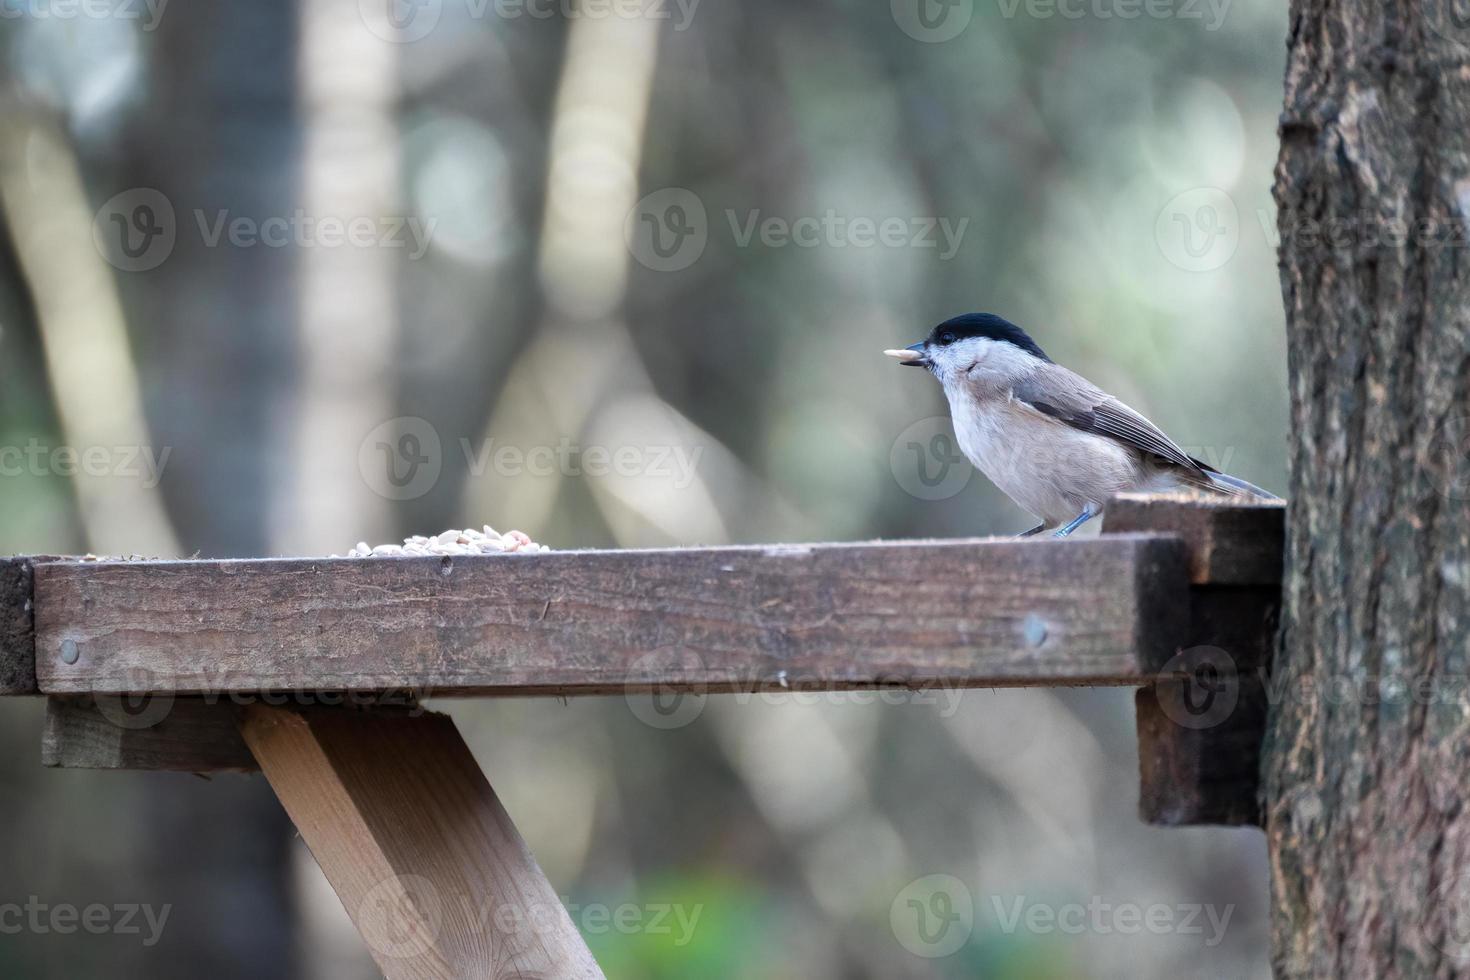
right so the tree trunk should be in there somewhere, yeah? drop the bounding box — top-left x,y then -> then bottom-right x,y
1266,1 -> 1470,976
109,1 -> 304,975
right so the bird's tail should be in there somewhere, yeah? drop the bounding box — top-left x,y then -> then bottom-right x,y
1184,459 -> 1281,500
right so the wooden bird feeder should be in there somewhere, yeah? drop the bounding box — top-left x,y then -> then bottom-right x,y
0,492 -> 1283,979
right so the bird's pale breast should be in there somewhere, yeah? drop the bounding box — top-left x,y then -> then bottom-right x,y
949,390 -> 1164,526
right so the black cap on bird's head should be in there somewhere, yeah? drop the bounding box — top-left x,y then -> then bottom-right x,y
884,313 -> 1051,368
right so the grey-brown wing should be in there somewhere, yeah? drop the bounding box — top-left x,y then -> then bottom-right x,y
1012,370 -> 1206,474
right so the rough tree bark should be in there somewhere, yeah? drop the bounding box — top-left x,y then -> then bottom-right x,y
1266,0 -> 1470,976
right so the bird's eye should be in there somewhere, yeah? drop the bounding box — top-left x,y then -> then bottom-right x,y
938,332 -> 956,346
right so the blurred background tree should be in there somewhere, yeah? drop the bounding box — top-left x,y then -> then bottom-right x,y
0,0 -> 1286,976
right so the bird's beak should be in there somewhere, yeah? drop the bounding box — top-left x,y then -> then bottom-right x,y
883,342 -> 930,367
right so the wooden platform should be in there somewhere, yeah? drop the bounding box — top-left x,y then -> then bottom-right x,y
28,535 -> 1189,697
0,494 -> 1286,979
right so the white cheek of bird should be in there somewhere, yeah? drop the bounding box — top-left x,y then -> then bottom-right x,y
340,526 -> 548,559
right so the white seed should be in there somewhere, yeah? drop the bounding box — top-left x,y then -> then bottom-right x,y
344,526 -> 546,559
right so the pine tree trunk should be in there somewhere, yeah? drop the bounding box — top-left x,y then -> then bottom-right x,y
1266,0 -> 1470,975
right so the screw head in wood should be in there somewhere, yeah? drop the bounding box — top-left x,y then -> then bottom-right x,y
60,639 -> 79,665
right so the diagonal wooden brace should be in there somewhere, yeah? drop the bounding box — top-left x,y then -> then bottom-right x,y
237,704 -> 604,980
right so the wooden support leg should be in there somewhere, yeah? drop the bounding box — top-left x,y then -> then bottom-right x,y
1105,494 -> 1284,828
1132,584 -> 1278,828
237,705 -> 604,980
1136,653 -> 1268,826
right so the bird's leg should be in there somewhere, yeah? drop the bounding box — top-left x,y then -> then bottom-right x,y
1017,523 -> 1047,538
1052,504 -> 1099,539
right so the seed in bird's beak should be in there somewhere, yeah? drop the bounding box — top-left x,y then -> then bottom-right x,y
884,346 -> 930,367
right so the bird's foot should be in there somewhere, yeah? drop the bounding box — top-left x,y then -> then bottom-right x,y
1017,523 -> 1047,538
1052,505 -> 1099,539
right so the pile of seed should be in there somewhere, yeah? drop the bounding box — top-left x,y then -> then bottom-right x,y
76,553 -> 158,562
341,526 -> 547,558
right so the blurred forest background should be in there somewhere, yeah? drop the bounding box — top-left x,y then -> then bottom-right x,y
0,0 -> 1287,976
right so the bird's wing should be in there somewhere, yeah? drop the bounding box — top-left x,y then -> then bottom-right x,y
1011,364 -> 1208,475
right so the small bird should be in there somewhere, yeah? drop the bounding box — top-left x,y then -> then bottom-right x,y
886,313 -> 1277,538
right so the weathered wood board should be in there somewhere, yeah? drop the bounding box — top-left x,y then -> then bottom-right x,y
42,696 -> 257,772
1,558 -> 36,695
1106,492 -> 1284,586
1104,494 -> 1285,827
33,536 -> 1189,696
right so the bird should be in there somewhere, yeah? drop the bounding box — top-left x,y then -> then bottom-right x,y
885,312 -> 1278,538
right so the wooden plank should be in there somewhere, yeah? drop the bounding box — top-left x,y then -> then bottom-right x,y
1104,494 -> 1283,827
1105,492 -> 1285,585
1137,671 -> 1267,826
41,696 -> 257,772
1133,586 -> 1277,827
33,536 -> 1190,696
0,557 -> 36,695
1131,585 -> 1277,826
239,704 -> 604,980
